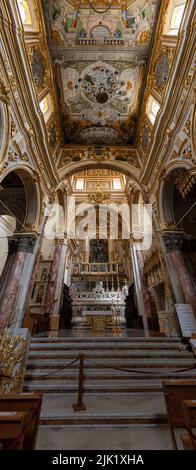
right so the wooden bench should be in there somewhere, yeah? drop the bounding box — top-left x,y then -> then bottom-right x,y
0,411 -> 27,450
162,380 -> 196,449
0,393 -> 42,450
180,400 -> 196,450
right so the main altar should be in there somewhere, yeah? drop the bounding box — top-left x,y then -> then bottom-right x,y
70,281 -> 127,330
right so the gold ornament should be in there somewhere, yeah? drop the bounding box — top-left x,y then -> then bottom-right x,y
0,332 -> 27,393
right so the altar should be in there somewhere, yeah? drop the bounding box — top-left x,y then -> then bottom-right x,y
83,310 -> 118,331
71,281 -> 127,329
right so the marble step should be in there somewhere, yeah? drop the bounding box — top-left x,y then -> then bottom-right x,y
27,355 -> 195,365
31,336 -> 183,343
40,392 -> 166,415
25,369 -> 196,381
28,351 -> 191,361
30,345 -> 190,354
39,413 -> 168,426
31,338 -> 187,349
22,380 -> 181,393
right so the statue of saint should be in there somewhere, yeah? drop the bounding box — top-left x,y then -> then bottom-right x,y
69,282 -> 77,300
121,279 -> 129,299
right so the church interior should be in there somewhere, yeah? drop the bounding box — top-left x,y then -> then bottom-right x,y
0,0 -> 196,452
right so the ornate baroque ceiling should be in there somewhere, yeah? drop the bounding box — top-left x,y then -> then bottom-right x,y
42,0 -> 159,145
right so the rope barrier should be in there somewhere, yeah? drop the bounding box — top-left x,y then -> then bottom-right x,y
1,354 -> 195,383
0,356 -> 80,383
36,356 -> 80,379
85,357 -> 196,375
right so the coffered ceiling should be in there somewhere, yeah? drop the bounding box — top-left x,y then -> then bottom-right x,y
41,0 -> 159,145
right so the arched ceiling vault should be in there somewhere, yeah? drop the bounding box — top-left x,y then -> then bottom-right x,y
41,0 -> 159,146
59,160 -> 141,185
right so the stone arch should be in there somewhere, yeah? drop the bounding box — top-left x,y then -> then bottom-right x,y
59,160 -> 140,183
159,161 -> 196,235
0,101 -> 10,162
0,166 -> 41,232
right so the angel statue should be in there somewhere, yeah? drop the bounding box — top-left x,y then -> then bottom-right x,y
121,279 -> 129,299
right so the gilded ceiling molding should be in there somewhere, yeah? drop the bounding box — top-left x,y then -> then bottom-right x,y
141,42 -> 196,191
20,0 -> 62,158
0,4 -> 60,220
191,104 -> 196,156
0,77 -> 10,104
58,146 -> 139,169
88,192 -> 111,204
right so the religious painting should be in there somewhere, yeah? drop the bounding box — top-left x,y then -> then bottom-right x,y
48,123 -> 57,149
73,265 -> 79,275
118,264 -> 124,274
31,48 -> 46,88
40,268 -> 47,281
155,53 -> 170,89
140,125 -> 151,151
36,285 -> 44,304
89,239 -> 109,263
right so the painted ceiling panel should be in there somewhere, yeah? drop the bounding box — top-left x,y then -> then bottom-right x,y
41,0 -> 159,144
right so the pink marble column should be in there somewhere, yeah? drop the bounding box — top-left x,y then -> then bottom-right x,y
0,236 -> 36,330
163,232 -> 196,314
136,249 -> 157,327
45,240 -> 64,316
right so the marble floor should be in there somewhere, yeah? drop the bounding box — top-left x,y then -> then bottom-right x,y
41,392 -> 166,416
36,424 -> 175,450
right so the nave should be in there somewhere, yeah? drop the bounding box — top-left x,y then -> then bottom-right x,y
0,0 -> 196,453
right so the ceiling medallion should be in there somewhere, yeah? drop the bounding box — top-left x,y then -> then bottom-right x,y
75,64 -> 129,106
88,192 -> 111,204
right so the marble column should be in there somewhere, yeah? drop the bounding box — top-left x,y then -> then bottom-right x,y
0,235 -> 36,330
23,214 -> 48,315
0,238 -> 17,297
52,241 -> 68,317
135,248 -> 158,331
45,238 -> 67,333
130,244 -> 149,335
162,231 -> 196,314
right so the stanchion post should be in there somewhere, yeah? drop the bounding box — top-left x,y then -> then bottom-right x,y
73,354 -> 86,411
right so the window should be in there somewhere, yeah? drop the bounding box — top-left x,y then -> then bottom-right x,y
91,26 -> 110,41
170,4 -> 185,30
146,95 -> 160,124
76,179 -> 84,190
39,96 -> 48,115
113,179 -> 122,190
163,1 -> 186,35
39,94 -> 53,122
17,0 -> 32,25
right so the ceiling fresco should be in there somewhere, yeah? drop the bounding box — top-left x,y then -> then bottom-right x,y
42,0 -> 159,145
